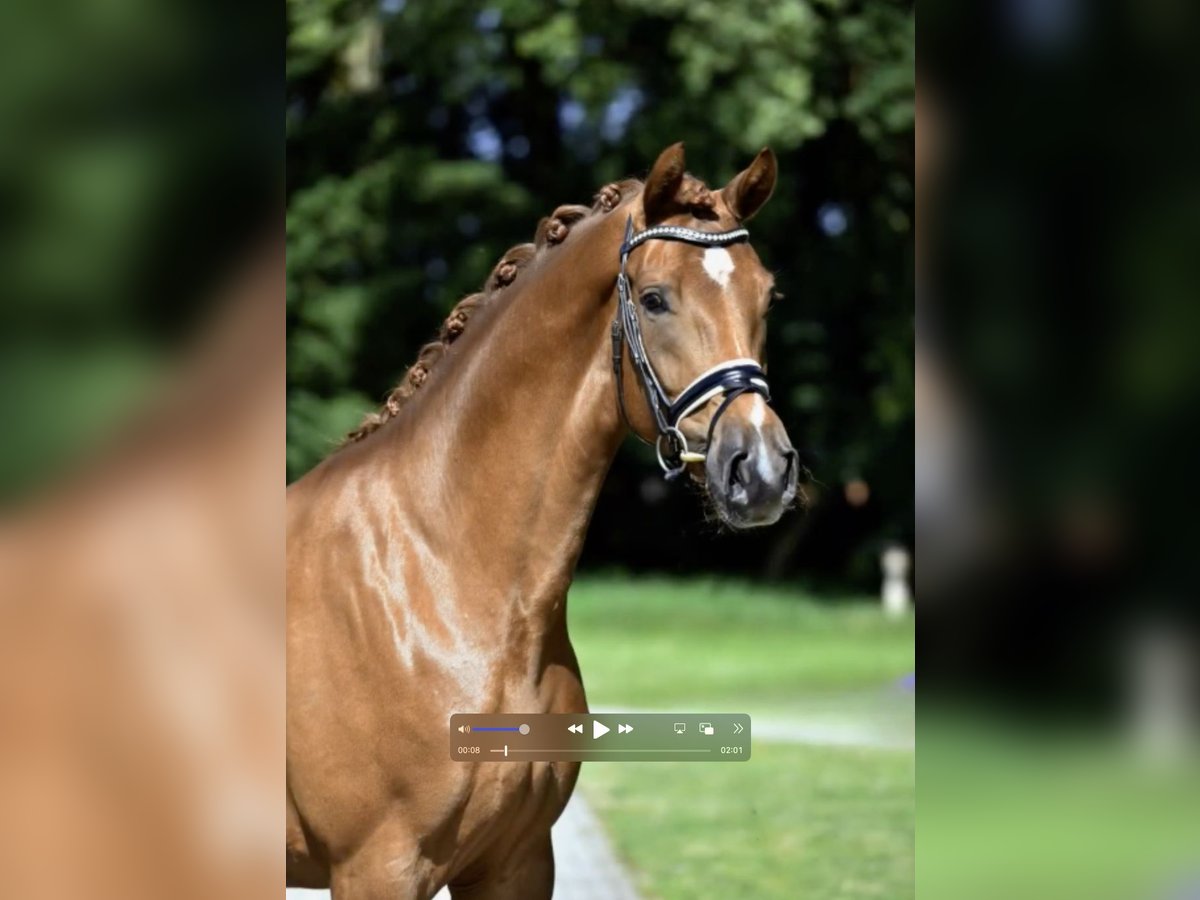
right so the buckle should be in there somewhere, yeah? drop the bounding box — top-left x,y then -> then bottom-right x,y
655,426 -> 705,480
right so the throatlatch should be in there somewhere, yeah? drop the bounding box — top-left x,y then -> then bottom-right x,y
611,216 -> 772,480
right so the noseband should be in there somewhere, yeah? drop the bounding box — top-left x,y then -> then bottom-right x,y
611,216 -> 772,480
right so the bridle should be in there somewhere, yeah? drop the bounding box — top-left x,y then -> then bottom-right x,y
611,216 -> 772,481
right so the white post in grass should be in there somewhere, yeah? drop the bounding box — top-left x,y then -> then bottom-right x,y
1128,622 -> 1195,768
881,544 -> 912,618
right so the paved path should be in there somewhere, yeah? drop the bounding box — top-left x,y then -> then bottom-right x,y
545,793 -> 641,900
284,794 -> 639,900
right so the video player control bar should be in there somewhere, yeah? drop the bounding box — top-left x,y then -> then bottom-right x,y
450,713 -> 751,761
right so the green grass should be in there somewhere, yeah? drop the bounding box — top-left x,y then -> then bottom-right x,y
566,576 -> 915,899
568,576 -> 913,710
919,713 -> 1200,900
584,743 -> 914,900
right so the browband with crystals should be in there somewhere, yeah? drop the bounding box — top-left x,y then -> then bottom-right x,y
612,216 -> 772,480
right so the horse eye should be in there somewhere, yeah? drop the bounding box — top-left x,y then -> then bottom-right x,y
641,290 -> 669,314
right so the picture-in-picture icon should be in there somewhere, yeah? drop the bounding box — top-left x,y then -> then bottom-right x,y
700,722 -> 715,735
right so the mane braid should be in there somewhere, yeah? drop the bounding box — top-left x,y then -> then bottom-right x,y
339,178 -> 646,448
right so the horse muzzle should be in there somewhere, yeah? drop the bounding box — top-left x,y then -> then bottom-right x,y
705,425 -> 798,529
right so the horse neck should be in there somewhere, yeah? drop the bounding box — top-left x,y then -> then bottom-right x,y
376,208 -> 629,620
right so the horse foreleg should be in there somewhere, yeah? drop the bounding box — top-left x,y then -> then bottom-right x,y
287,787 -> 330,889
329,828 -> 434,900
448,835 -> 554,900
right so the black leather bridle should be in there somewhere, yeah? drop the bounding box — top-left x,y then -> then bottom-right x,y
611,216 -> 772,480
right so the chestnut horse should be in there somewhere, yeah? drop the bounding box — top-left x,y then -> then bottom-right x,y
286,143 -> 798,898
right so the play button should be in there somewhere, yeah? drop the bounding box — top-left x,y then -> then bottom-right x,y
592,720 -> 610,740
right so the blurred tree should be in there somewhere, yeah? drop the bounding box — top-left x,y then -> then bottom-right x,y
286,0 -> 913,588
1,0 -> 276,502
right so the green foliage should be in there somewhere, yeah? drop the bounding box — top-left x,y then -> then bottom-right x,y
286,0 -> 914,585
0,0 -> 275,502
286,388 -> 373,476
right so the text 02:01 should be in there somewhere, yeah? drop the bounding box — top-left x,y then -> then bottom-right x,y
720,746 -> 745,754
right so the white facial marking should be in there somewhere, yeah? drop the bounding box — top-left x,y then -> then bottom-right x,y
748,394 -> 767,429
702,247 -> 735,289
749,396 -> 774,481
756,449 -> 776,483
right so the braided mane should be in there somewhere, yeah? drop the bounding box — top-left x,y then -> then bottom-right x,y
340,170 -> 723,448
341,177 -> 645,446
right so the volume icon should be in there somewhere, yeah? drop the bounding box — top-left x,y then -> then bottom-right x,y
457,724 -> 471,734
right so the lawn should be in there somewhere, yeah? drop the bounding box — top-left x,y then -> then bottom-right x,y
568,577 -> 914,710
566,576 -> 915,900
919,713 -> 1200,900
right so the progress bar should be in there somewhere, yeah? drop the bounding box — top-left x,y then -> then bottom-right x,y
493,749 -> 713,754
450,713 -> 751,762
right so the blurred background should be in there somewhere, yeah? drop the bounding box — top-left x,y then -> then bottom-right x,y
286,1 -> 914,898
0,0 -> 278,505
0,0 -> 281,896
919,0 -> 1200,896
286,0 -> 915,591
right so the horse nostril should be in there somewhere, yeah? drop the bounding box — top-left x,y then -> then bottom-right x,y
726,451 -> 749,493
782,449 -> 797,486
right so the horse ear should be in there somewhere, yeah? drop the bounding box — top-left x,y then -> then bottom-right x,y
721,148 -> 777,222
643,142 -> 687,224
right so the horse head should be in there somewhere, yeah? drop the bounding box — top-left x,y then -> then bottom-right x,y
618,142 -> 799,528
